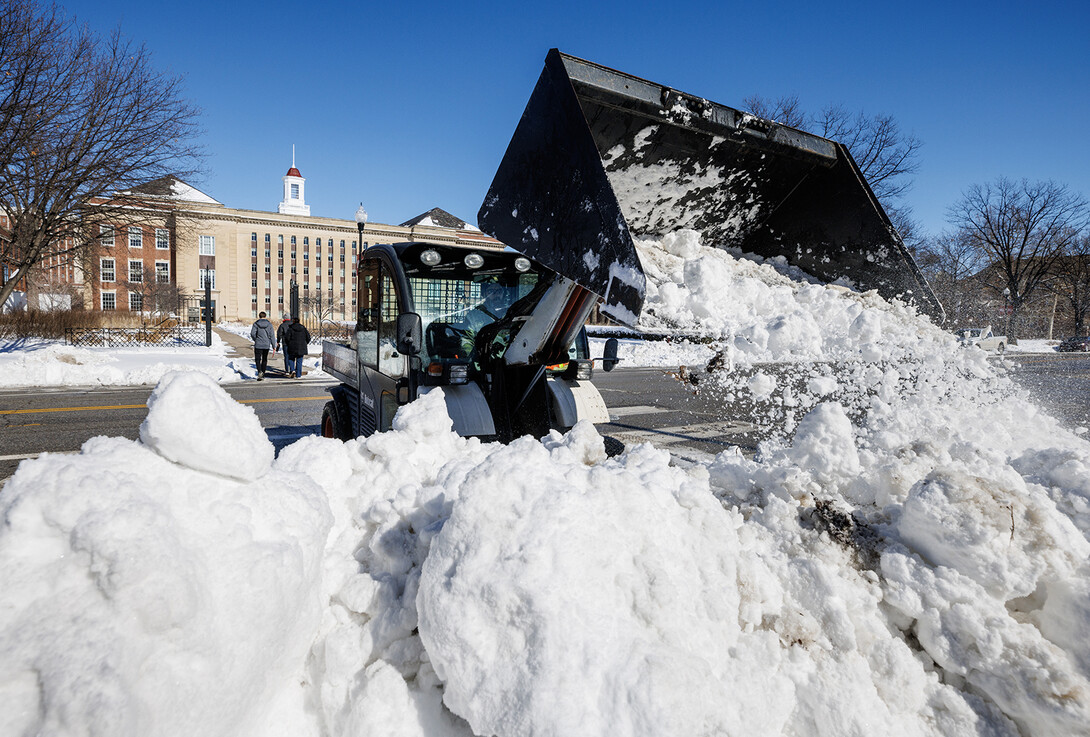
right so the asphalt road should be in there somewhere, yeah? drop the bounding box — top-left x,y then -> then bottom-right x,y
0,377 -> 335,482
1004,352 -> 1090,429
2,352 -> 1087,483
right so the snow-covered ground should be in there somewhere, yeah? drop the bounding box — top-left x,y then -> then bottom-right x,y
0,332 -> 246,388
0,329 -> 325,388
3,230 -> 1090,737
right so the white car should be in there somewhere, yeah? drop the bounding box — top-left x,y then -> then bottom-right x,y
957,326 -> 1007,354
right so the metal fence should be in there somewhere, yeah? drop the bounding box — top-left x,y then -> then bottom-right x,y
65,323 -> 207,348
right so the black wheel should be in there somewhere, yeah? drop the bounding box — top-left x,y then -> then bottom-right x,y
997,342 -> 1006,354
321,400 -> 351,440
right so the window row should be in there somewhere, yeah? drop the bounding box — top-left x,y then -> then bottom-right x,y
250,250 -> 351,262
100,258 -> 170,283
99,226 -> 171,249
249,232 -> 356,250
99,291 -> 151,312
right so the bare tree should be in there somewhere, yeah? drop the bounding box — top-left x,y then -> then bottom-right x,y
0,0 -> 201,309
1048,234 -> 1090,337
743,95 -> 922,203
123,276 -> 187,320
302,290 -> 343,339
915,230 -> 988,327
948,178 -> 1089,339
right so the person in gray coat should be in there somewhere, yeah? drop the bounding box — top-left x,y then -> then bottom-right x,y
249,311 -> 277,380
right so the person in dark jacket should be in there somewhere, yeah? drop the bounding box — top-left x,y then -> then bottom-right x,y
275,313 -> 293,374
284,317 -> 311,378
249,311 -> 276,380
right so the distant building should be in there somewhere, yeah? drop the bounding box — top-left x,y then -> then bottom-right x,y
72,164 -> 500,322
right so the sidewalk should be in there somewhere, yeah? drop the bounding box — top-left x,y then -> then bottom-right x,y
214,327 -> 300,379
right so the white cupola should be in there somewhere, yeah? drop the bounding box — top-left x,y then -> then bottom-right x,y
278,145 -> 310,216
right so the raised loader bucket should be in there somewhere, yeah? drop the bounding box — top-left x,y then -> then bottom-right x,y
479,49 -> 944,326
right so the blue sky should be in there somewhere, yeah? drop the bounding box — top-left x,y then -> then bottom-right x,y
65,0 -> 1090,239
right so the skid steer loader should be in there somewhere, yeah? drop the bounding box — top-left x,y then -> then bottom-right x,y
321,49 -> 941,445
480,49 -> 943,327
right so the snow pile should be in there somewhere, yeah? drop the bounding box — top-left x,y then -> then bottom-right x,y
0,373 -> 331,737
2,229 -> 1090,736
0,335 -> 241,388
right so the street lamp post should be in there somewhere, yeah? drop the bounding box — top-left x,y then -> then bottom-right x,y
355,203 -> 368,257
1002,287 -> 1012,339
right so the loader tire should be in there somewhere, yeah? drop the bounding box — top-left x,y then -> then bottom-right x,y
321,400 -> 351,441
997,342 -> 1006,354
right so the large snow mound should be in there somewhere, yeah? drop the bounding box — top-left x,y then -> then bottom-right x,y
2,230 -> 1090,737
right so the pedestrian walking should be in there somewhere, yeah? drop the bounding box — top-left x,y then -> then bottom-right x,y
275,313 -> 293,375
249,311 -> 276,380
284,316 -> 311,378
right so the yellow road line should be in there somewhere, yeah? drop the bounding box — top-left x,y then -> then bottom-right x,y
0,396 -> 328,416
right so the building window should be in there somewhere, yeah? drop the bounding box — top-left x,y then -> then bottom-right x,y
101,291 -> 116,310
128,260 -> 143,283
278,249 -> 283,259
340,268 -> 345,277
100,258 -> 115,282
303,267 -> 309,275
277,265 -> 284,274
155,228 -> 170,250
290,251 -> 296,260
199,235 -> 215,256
264,233 -> 271,243
278,295 -> 285,304
265,279 -> 271,289
252,279 -> 258,288
340,240 -> 345,249
278,235 -> 284,245
303,237 -> 309,246
352,241 -> 357,251
265,249 -> 271,258
100,225 -> 114,247
264,265 -> 271,273
328,253 -> 333,261
251,232 -> 258,241
340,253 -> 345,262
129,292 -> 143,312
251,247 -> 257,257
155,262 -> 170,283
290,236 -> 296,245
251,264 -> 257,272
127,227 -> 142,249
290,183 -> 299,199
290,266 -> 297,274
328,268 -> 333,276
198,269 -> 216,290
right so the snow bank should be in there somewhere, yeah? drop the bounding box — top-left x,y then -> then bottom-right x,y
0,373 -> 331,737
3,229 -> 1090,737
0,335 -> 241,388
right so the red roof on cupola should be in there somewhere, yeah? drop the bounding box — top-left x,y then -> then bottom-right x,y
286,167 -> 302,178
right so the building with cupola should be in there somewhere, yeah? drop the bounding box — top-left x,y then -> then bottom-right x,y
71,158 -> 499,322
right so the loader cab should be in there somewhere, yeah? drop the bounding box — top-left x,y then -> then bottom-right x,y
394,242 -> 543,381
355,248 -> 416,434
353,242 -> 545,432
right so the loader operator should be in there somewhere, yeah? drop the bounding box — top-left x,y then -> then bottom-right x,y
457,280 -> 514,358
